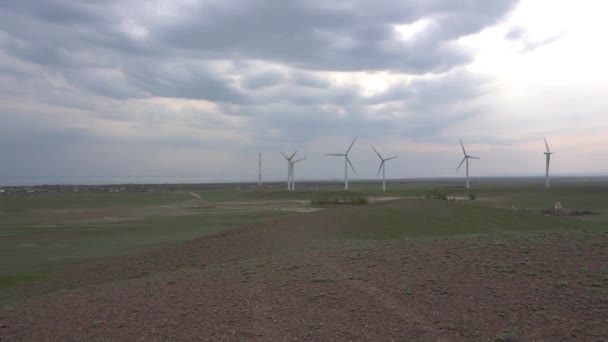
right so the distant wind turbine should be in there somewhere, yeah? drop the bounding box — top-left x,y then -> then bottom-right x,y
372,146 -> 398,191
456,139 -> 480,189
326,137 -> 357,190
289,157 -> 307,191
544,138 -> 555,188
258,152 -> 262,186
281,151 -> 297,191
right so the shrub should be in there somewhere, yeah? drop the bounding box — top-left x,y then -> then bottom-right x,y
469,192 -> 477,200
424,188 -> 448,200
311,192 -> 369,206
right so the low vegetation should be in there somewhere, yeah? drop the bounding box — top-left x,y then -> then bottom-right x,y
310,192 -> 369,206
424,188 -> 448,200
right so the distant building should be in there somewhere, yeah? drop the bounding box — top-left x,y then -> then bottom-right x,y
553,201 -> 562,210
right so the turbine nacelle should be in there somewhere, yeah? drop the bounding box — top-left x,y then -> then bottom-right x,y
372,146 -> 398,178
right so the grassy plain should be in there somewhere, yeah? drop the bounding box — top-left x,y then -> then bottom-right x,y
1,177 -> 607,288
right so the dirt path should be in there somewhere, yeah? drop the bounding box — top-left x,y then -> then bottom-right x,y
1,209 -> 608,341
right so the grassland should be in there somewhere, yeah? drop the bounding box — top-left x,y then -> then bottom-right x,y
0,190 -> 299,284
2,177 -> 607,288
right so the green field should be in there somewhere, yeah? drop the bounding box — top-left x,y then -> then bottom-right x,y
1,178 -> 607,288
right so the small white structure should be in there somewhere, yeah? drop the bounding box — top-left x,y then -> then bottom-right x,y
553,201 -> 562,210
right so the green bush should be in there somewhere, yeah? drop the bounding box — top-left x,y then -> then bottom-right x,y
424,188 -> 448,200
469,193 -> 477,200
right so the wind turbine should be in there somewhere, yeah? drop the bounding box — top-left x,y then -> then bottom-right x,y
290,157 -> 307,191
372,146 -> 398,191
544,138 -> 554,188
258,152 -> 262,186
456,139 -> 480,189
281,151 -> 297,190
326,137 -> 357,190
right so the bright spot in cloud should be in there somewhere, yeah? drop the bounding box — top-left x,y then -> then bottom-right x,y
394,19 -> 432,41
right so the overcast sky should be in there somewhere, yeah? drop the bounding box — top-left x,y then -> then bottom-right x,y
1,0 -> 607,185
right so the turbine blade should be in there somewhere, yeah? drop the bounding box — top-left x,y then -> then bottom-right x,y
377,161 -> 384,178
469,156 -> 480,159
385,156 -> 398,161
293,157 -> 307,163
544,137 -> 550,153
346,157 -> 357,174
290,150 -> 298,158
457,157 -> 466,171
459,139 -> 467,156
326,153 -> 345,156
346,137 -> 357,154
280,152 -> 288,159
371,146 -> 383,160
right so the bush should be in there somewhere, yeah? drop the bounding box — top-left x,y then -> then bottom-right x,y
424,188 -> 448,200
469,193 -> 477,200
311,192 -> 369,206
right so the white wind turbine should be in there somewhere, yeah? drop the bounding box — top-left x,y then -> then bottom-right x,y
456,139 -> 480,189
544,138 -> 555,188
372,146 -> 398,191
281,151 -> 297,191
289,156 -> 307,191
326,137 -> 357,190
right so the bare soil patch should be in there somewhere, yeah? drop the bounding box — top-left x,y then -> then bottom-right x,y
1,211 -> 607,341
368,196 -> 402,204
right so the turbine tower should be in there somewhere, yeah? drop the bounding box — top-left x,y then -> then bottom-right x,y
281,151 -> 297,191
290,157 -> 307,191
456,139 -> 480,189
372,146 -> 398,192
326,137 -> 357,190
544,138 -> 554,188
258,152 -> 262,186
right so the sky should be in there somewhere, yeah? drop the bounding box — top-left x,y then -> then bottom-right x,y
1,0 -> 607,185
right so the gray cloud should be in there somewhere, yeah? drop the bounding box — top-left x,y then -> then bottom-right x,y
0,0 -> 519,104
504,25 -> 568,53
121,59 -> 248,103
241,69 -> 287,90
156,0 -> 517,73
0,0 -> 540,182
